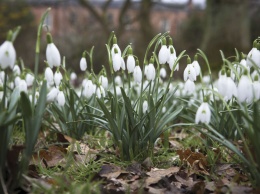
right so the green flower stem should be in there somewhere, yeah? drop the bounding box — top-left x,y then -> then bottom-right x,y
32,8 -> 51,108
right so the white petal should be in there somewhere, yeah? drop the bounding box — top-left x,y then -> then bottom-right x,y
133,66 -> 142,83
46,43 -> 61,68
0,41 -> 16,69
112,54 -> 121,72
57,91 -> 65,106
80,57 -> 87,71
45,67 -> 54,85
158,45 -> 169,64
127,55 -> 135,73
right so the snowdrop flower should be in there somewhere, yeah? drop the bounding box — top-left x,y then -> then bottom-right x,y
162,106 -> 166,113
47,87 -> 59,102
133,64 -> 142,84
111,36 -> 121,59
183,57 -> 196,82
202,75 -> 210,84
160,67 -> 167,79
143,100 -> 148,113
112,48 -> 121,72
57,90 -> 65,106
46,33 -> 61,68
158,38 -> 169,64
18,79 -> 27,93
45,67 -> 54,85
251,70 -> 259,81
146,58 -> 156,81
247,40 -> 260,68
70,72 -> 77,83
168,47 -> 179,71
99,75 -> 108,89
80,51 -> 87,71
219,70 -> 237,101
184,79 -> 195,95
115,75 -> 122,85
54,70 -> 62,86
83,80 -> 95,98
25,73 -> 34,87
0,31 -> 16,70
14,76 -> 21,87
195,100 -> 211,124
237,73 -> 253,103
13,65 -> 21,76
96,85 -> 105,98
253,75 -> 260,100
115,86 -> 121,96
127,47 -> 135,73
192,55 -> 200,76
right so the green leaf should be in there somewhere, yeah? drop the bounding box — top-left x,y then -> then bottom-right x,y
20,92 -> 33,118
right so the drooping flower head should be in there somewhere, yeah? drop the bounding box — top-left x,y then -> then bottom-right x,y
195,96 -> 211,124
158,37 -> 169,65
0,30 -> 16,70
247,40 -> 260,68
111,35 -> 121,59
112,48 -> 121,72
237,70 -> 253,103
146,56 -> 156,81
192,54 -> 201,76
133,59 -> 142,84
183,57 -> 196,82
168,47 -> 179,71
46,33 -> 61,68
80,51 -> 87,71
127,46 -> 135,73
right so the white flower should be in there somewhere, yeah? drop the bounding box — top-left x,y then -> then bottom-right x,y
80,57 -> 87,71
247,47 -> 260,68
160,67 -> 167,79
115,75 -> 122,85
47,87 -> 59,102
162,106 -> 166,113
57,91 -> 65,106
237,75 -> 253,103
54,71 -> 63,86
183,64 -> 196,81
202,75 -> 210,84
83,80 -> 95,98
96,86 -> 105,98
217,73 -> 227,98
13,65 -> 21,76
127,55 -> 135,73
25,73 -> 34,87
224,76 -> 237,101
112,53 -> 121,72
18,79 -> 27,93
146,63 -> 156,81
70,72 -> 77,82
0,71 -> 6,82
184,79 -> 195,95
99,75 -> 108,89
240,59 -> 249,72
115,86 -> 121,96
158,45 -> 169,64
133,66 -> 142,83
46,43 -> 61,68
111,44 -> 121,59
14,76 -> 21,87
120,57 -> 125,70
192,60 -> 200,76
45,67 -> 54,85
0,40 -> 16,70
168,54 -> 179,71
195,102 -> 211,124
143,100 -> 148,113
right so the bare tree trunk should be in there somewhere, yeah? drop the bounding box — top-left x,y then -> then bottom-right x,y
201,0 -> 250,70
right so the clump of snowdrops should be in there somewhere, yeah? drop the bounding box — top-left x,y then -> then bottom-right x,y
1,8 -> 260,191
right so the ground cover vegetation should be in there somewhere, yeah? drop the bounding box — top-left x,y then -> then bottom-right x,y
1,9 -> 260,194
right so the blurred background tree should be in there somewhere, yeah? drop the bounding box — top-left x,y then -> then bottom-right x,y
201,0 -> 250,71
0,0 -> 37,68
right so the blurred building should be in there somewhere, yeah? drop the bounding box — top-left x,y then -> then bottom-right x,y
28,0 -> 204,37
